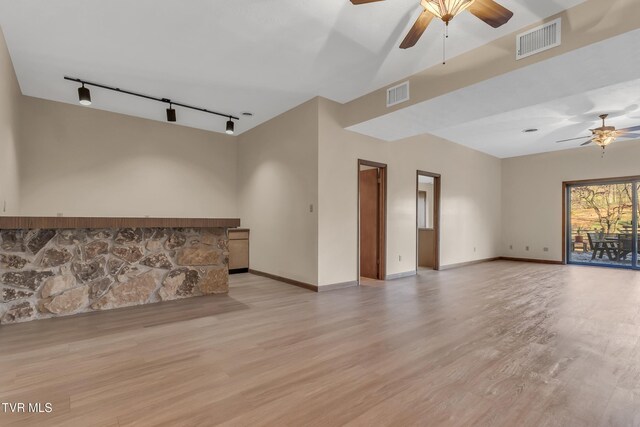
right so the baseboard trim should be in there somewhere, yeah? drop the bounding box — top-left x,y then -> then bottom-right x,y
248,270 -> 360,293
317,281 -> 358,292
250,257 -> 564,292
248,269 -> 318,292
384,270 -> 417,280
439,257 -> 501,271
499,257 -> 563,265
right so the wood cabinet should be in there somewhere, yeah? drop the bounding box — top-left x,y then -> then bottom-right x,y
228,228 -> 250,274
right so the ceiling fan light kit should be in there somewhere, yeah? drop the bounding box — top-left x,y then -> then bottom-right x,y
350,0 -> 513,54
423,0 -> 476,24
592,130 -> 617,148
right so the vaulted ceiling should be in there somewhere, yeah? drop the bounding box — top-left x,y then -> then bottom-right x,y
0,0 -> 585,135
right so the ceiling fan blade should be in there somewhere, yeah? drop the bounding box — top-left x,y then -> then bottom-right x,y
580,140 -> 593,146
617,125 -> 640,133
350,0 -> 384,4
618,133 -> 640,139
468,0 -> 514,28
556,135 -> 592,143
400,10 -> 434,49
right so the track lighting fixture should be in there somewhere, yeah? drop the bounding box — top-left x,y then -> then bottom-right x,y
65,77 -> 239,134
78,83 -> 91,106
166,103 -> 176,122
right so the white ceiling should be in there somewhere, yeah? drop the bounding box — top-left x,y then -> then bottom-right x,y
347,29 -> 640,158
0,0 -> 585,135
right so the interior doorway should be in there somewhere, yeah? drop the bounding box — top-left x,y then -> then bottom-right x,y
358,159 -> 387,281
417,171 -> 441,271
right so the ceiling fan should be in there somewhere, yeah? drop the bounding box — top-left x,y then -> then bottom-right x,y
350,0 -> 514,50
556,114 -> 640,151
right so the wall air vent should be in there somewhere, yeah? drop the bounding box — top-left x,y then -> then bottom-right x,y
386,81 -> 410,107
516,18 -> 561,60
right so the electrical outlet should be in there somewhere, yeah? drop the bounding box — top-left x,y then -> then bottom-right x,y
309,204 -> 314,213
56,213 -> 63,217
525,246 -> 530,251
509,245 -> 513,250
543,247 -> 549,252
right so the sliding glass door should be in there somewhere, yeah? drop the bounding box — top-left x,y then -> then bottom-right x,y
567,179 -> 638,269
637,183 -> 640,269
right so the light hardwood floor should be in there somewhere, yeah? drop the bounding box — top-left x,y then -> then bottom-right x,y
1,261 -> 640,426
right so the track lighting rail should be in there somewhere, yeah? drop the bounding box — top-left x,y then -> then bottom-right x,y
64,76 -> 240,121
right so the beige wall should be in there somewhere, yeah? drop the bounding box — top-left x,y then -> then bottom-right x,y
237,96 -> 502,288
318,98 -> 502,286
0,27 -> 21,215
237,98 -> 319,285
17,96 -> 237,218
502,140 -> 640,262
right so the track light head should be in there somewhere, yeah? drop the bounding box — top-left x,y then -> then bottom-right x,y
78,84 -> 91,106
226,119 -> 235,135
166,104 -> 176,122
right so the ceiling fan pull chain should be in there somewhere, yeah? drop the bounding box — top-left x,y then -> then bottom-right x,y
442,23 -> 447,65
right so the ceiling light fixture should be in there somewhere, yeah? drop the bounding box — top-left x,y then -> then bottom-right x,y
423,0 -> 476,24
592,115 -> 618,149
166,103 -> 177,122
592,129 -> 617,148
78,83 -> 91,106
65,77 -> 239,133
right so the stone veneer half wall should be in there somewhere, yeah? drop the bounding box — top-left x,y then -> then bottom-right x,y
0,227 -> 229,324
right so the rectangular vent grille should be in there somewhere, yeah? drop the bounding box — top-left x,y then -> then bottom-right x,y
387,81 -> 410,107
516,18 -> 561,60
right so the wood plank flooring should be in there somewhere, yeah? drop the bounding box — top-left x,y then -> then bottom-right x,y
1,260 -> 640,426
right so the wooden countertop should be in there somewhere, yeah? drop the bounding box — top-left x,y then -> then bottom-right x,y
0,216 -> 241,230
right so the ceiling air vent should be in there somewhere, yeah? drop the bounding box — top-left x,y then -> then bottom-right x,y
516,18 -> 561,60
387,81 -> 410,107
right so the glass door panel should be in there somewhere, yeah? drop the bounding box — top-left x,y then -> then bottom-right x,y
568,182 -> 634,268
636,183 -> 640,269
